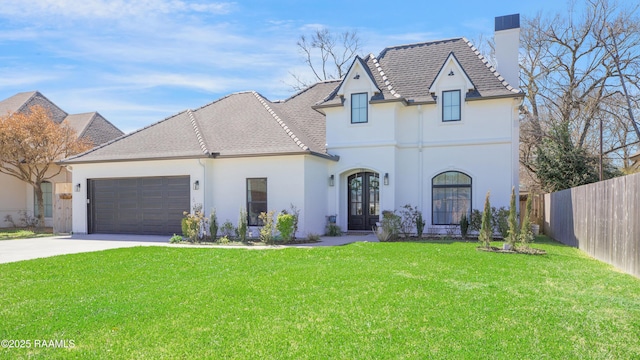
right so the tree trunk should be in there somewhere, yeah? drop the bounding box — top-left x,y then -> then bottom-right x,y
33,182 -> 45,231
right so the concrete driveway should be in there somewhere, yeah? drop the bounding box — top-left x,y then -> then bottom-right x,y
0,233 -> 378,264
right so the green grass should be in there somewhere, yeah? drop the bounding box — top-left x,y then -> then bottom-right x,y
0,228 -> 53,240
1,236 -> 639,359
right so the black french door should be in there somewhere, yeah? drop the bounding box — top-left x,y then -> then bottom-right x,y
347,172 -> 380,230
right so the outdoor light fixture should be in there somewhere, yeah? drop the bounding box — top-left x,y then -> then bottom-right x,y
384,173 -> 389,185
75,183 -> 81,192
193,180 -> 200,190
448,70 -> 455,76
353,74 -> 360,79
329,174 -> 335,187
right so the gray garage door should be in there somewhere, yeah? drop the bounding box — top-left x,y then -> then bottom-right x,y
88,176 -> 190,235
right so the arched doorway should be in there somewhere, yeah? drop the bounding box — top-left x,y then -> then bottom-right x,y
347,172 -> 380,230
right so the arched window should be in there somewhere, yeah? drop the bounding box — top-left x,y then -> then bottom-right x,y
432,172 -> 471,225
34,181 -> 53,218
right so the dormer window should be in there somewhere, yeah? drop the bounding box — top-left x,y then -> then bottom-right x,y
442,90 -> 461,122
351,93 -> 368,124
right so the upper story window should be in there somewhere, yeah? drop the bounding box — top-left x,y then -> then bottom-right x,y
351,93 -> 368,124
442,90 -> 461,122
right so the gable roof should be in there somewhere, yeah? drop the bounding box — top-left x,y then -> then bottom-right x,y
61,81 -> 341,164
0,91 -> 123,146
316,37 -> 522,107
62,112 -> 124,146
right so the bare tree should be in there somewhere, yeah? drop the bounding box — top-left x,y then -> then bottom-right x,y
290,28 -> 363,90
519,0 -> 640,188
0,105 -> 91,227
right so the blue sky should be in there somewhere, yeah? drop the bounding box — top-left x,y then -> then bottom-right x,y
0,0 -> 579,133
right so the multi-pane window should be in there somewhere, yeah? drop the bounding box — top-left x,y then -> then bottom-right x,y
34,181 -> 53,218
442,90 -> 461,122
351,93 -> 368,123
432,171 -> 471,225
247,178 -> 267,226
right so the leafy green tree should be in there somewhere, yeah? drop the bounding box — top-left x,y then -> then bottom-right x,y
534,122 -> 599,192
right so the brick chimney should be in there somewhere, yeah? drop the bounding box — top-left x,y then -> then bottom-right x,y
494,14 -> 520,89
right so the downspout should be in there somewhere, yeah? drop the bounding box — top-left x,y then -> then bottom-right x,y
418,105 -> 424,212
198,158 -> 207,215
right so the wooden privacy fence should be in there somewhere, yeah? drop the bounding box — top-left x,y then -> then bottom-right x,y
544,172 -> 640,278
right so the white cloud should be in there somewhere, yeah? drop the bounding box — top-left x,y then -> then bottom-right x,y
104,72 -> 254,93
0,0 -> 235,19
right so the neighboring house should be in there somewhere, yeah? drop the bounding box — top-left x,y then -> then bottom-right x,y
61,15 -> 524,237
0,91 -> 124,232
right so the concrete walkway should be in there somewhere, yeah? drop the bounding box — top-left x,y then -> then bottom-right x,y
0,233 -> 379,264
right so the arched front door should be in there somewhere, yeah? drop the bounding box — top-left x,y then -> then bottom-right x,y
348,172 -> 380,230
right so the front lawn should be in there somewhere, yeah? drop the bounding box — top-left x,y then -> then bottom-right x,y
1,236 -> 638,359
0,228 -> 53,240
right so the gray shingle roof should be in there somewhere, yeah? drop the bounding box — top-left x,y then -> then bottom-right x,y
63,112 -> 125,146
62,81 -> 340,163
0,91 -> 123,146
317,37 -> 522,107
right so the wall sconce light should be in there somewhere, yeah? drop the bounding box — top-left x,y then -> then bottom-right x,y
329,174 -> 335,187
193,180 -> 200,190
75,183 -> 81,192
384,173 -> 389,185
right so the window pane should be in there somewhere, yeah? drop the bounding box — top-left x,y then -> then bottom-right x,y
442,90 -> 461,122
34,182 -> 53,218
351,93 -> 368,123
432,172 -> 471,225
247,178 -> 267,226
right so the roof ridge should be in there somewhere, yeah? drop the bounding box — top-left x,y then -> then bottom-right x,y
61,110 -> 190,162
186,109 -> 209,154
379,37 -> 464,58
461,37 -> 521,94
368,53 -> 402,98
251,91 -> 309,151
281,79 -> 342,103
192,91 -> 255,112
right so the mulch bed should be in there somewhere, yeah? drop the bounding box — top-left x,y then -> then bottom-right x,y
476,246 -> 547,255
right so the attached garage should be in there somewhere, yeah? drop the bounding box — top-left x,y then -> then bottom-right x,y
87,176 -> 190,235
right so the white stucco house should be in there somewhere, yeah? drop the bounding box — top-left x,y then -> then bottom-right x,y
61,15 -> 524,237
0,91 -> 123,232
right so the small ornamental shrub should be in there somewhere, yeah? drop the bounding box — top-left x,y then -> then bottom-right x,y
209,209 -> 218,240
276,212 -> 296,243
381,210 -> 401,241
217,235 -> 230,245
306,233 -> 321,242
288,204 -> 300,241
221,220 -> 235,239
492,206 -> 509,239
259,211 -> 276,244
478,191 -> 493,248
169,234 -> 183,244
182,205 -> 206,243
506,186 -> 519,247
469,209 -> 482,233
236,208 -> 248,242
398,204 -> 419,238
416,211 -> 425,239
325,223 -> 341,237
459,213 -> 469,239
519,195 -> 535,247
